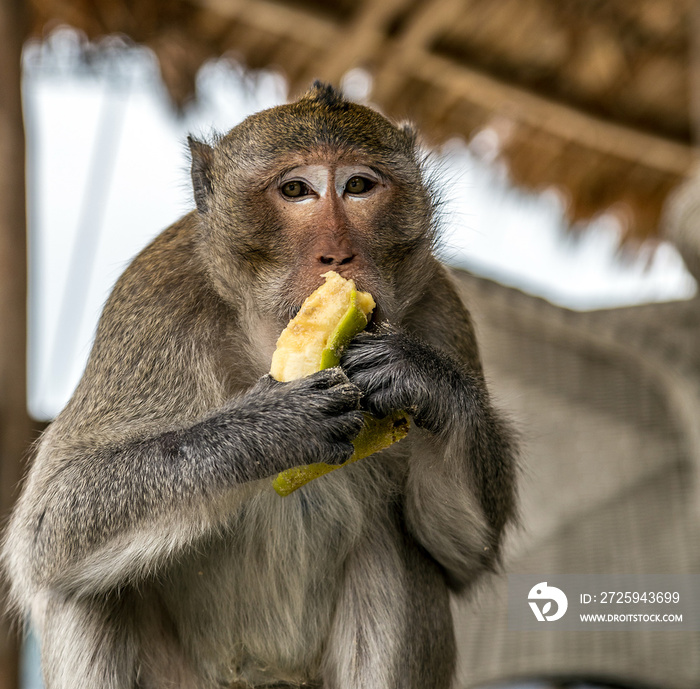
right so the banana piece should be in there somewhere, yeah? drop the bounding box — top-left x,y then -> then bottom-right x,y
270,271 -> 375,381
271,271 -> 409,496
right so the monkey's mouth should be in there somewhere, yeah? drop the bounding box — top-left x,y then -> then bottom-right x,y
287,300 -> 381,327
284,296 -> 383,341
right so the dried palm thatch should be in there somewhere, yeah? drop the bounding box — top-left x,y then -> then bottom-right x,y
27,0 -> 699,241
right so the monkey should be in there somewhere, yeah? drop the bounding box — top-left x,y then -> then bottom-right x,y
2,82 -> 517,689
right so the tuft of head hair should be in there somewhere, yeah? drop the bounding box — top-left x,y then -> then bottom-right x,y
303,81 -> 348,109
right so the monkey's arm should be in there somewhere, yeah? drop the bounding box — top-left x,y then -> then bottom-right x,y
4,369 -> 361,602
341,269 -> 517,592
3,226 -> 363,603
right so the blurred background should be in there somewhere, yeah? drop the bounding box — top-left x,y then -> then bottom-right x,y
1,0 -> 699,688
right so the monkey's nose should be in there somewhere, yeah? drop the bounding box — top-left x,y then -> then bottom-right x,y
317,252 -> 356,267
315,236 -> 357,267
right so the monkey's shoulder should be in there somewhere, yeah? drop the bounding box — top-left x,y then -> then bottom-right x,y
61,214 -> 237,433
95,213 -> 234,344
108,213 -> 209,305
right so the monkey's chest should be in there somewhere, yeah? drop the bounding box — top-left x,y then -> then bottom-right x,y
166,481 -> 368,684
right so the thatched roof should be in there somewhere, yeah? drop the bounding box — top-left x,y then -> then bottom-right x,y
28,0 -> 698,241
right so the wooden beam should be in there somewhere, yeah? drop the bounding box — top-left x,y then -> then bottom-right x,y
0,0 -> 31,686
196,0 -> 339,50
297,0 -> 412,88
690,0 -> 700,145
372,0 -> 469,98
401,50 -> 695,176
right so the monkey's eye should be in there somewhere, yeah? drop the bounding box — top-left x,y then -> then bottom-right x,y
345,176 -> 376,195
281,180 -> 312,198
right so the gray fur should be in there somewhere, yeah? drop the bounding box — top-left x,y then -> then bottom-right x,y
2,83 -> 517,688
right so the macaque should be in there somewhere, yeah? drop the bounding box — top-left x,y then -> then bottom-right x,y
2,82 -> 517,689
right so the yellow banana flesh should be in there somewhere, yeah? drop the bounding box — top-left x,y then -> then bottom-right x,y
271,271 -> 409,496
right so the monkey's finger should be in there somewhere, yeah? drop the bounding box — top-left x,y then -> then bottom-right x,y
251,373 -> 280,392
320,382 -> 362,414
321,439 -> 356,465
320,408 -> 365,448
324,406 -> 364,435
359,383 -> 417,420
341,363 -> 394,398
342,409 -> 366,438
361,390 -> 396,419
341,340 -> 397,376
340,350 -> 379,379
302,366 -> 350,390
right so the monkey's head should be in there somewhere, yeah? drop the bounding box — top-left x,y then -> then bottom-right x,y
189,82 -> 438,328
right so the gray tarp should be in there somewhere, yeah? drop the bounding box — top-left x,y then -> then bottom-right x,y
449,258 -> 700,687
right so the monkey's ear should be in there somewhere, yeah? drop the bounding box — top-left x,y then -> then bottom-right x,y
398,121 -> 418,146
188,135 -> 215,213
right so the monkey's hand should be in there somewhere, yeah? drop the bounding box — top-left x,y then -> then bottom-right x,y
341,327 -> 471,436
225,367 -> 365,474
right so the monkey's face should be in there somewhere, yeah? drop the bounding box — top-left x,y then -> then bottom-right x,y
261,155 -> 412,322
190,83 -> 438,329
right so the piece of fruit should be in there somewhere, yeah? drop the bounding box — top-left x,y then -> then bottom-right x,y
271,271 -> 409,496
270,271 -> 375,381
